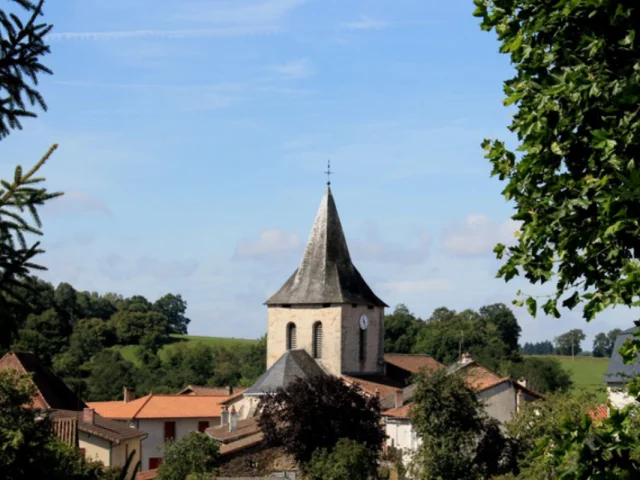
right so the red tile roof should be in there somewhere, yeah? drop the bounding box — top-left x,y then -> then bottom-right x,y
136,469 -> 158,480
589,405 -> 609,421
383,404 -> 412,419
342,374 -> 406,398
0,352 -> 86,411
89,394 -> 231,419
384,354 -> 443,375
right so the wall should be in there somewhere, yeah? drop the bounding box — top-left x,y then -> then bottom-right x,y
384,418 -> 419,466
230,395 -> 261,420
267,305 -> 342,374
79,430 -> 112,466
608,383 -> 637,409
267,304 -> 385,376
137,417 -> 220,471
217,444 -> 297,477
111,437 -> 143,480
479,382 -> 517,424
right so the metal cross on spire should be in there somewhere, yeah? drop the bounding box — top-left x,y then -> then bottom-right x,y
324,160 -> 333,185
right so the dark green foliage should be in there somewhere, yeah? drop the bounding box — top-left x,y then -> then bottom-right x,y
554,329 -> 587,356
13,308 -> 66,364
0,369 -> 104,480
521,341 -> 554,355
0,0 -> 52,137
507,356 -> 573,394
475,0 -> 640,323
84,350 -> 137,401
156,432 -> 219,480
258,374 -> 386,466
593,328 -> 623,357
479,303 -> 521,354
384,304 -> 422,353
305,438 -> 377,480
153,293 -> 190,334
109,311 -> 169,346
408,369 -> 517,479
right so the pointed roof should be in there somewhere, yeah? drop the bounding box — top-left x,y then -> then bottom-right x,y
266,186 -> 387,307
0,351 -> 86,411
244,349 -> 326,396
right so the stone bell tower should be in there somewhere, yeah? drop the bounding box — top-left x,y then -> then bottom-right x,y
264,185 -> 388,377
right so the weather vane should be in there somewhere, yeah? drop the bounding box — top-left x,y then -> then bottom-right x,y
325,160 -> 333,185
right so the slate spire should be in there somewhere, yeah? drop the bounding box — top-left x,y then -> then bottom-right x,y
266,186 -> 387,307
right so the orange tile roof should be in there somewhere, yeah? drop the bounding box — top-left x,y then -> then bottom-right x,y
459,363 -> 504,391
88,394 -> 231,419
383,404 -> 412,419
589,405 -> 609,421
384,354 -> 443,375
342,375 -> 405,398
136,469 -> 158,480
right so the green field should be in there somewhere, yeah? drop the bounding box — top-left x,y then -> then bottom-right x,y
551,355 -> 609,401
115,334 -> 259,365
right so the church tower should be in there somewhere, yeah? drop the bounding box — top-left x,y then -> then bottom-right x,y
265,185 -> 388,376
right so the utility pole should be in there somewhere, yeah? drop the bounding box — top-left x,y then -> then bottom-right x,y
459,331 -> 464,358
572,335 -> 574,362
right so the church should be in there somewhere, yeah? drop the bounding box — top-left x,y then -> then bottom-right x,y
223,183 -> 440,419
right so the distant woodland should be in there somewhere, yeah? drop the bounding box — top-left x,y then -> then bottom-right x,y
1,277 -> 266,401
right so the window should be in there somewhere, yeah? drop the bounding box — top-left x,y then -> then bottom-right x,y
312,322 -> 323,359
149,458 -> 163,470
359,328 -> 367,362
198,421 -> 210,432
286,323 -> 297,350
164,421 -> 176,442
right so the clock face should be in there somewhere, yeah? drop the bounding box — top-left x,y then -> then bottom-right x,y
359,314 -> 369,330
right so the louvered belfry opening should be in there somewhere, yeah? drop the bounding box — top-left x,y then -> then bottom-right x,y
287,322 -> 297,350
313,322 -> 323,359
359,328 -> 367,362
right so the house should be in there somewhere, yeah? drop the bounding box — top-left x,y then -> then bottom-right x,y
89,389 -> 232,471
52,408 -> 147,479
380,354 -> 543,462
0,351 -> 87,410
603,325 -> 640,409
0,351 -> 146,476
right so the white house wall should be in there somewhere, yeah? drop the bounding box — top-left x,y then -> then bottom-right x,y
607,383 -> 638,409
136,417 -> 220,471
78,430 -> 112,466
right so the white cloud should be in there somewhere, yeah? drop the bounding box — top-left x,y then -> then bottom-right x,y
44,191 -> 112,216
234,229 -> 301,260
47,26 -> 283,41
441,214 -> 521,257
341,16 -> 388,31
270,58 -> 312,79
378,280 -> 452,294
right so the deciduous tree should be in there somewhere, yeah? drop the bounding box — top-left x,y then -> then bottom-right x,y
153,293 -> 190,335
305,438 -> 376,480
156,432 -> 219,480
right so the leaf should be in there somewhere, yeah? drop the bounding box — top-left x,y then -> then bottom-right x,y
526,297 -> 537,317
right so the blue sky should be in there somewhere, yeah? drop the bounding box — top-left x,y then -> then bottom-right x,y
1,0 -> 636,348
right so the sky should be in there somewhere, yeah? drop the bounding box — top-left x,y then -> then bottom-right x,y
1,0 -> 636,349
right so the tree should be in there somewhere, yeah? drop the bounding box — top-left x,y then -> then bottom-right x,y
13,308 -> 66,364
593,328 -> 624,358
153,293 -> 190,335
507,356 -> 572,394
305,438 -> 377,480
384,304 -> 422,353
109,311 -> 169,346
0,0 -> 60,350
84,350 -> 137,401
554,329 -> 586,356
475,0 -> 640,324
479,303 -> 522,354
521,340 -> 554,355
408,368 -> 516,480
258,374 -> 385,467
0,369 -> 104,480
156,432 -> 219,480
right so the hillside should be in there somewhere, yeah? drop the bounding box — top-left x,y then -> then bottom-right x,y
542,355 -> 609,402
116,334 -> 260,365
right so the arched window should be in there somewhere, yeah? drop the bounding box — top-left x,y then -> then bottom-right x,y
359,328 -> 367,362
286,323 -> 297,350
312,322 -> 323,359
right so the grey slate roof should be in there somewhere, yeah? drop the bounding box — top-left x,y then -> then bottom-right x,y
244,349 -> 326,396
603,327 -> 640,383
266,186 -> 387,307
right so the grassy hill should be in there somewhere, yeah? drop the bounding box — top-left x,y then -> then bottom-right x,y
547,355 -> 609,402
115,334 -> 259,365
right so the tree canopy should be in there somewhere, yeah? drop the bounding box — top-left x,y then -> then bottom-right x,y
156,432 -> 219,480
258,374 -> 385,467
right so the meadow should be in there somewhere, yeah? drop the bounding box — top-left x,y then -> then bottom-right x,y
549,355 -> 609,401
116,334 -> 259,365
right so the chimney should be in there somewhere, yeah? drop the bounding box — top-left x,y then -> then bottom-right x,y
394,389 -> 403,409
227,385 -> 233,395
123,387 -> 135,403
229,407 -> 238,433
221,406 -> 229,426
83,407 -> 95,425
460,353 -> 472,365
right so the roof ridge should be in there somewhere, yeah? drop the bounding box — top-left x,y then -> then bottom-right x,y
131,393 -> 153,418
